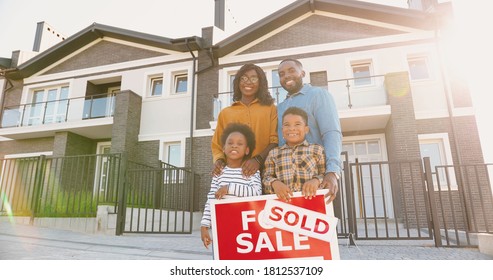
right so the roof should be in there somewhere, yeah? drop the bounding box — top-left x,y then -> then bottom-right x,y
6,0 -> 449,79
9,23 -> 205,79
213,0 -> 439,57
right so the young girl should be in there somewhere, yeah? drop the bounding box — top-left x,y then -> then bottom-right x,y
201,123 -> 262,249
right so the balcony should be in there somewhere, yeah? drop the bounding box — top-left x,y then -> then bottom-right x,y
0,93 -> 116,140
212,74 -> 391,132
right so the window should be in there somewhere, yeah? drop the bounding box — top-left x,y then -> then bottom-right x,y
164,142 -> 181,167
26,86 -> 69,126
408,56 -> 430,80
272,69 -> 287,104
351,61 -> 372,86
173,73 -> 188,94
150,76 -> 163,96
419,134 -> 457,190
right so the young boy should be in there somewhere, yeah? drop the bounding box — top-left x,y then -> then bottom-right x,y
201,123 -> 262,249
263,107 -> 326,202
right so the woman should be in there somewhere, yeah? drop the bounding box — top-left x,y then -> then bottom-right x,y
211,63 -> 278,178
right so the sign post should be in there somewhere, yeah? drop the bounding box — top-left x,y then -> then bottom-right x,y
210,190 -> 339,260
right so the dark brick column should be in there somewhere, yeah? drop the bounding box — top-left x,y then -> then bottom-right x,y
53,131 -> 96,157
384,72 -> 425,227
110,90 -> 142,162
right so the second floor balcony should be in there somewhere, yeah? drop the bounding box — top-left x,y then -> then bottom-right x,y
212,74 -> 391,133
0,93 -> 116,140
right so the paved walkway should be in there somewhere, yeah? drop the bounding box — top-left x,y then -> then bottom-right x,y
0,220 -> 491,260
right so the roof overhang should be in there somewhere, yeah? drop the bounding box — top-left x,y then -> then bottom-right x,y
7,23 -> 205,79
213,0 -> 439,57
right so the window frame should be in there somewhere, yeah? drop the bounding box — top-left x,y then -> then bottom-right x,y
350,60 -> 374,87
407,55 -> 431,81
419,133 -> 457,190
26,85 -> 70,126
149,75 -> 164,97
172,72 -> 188,95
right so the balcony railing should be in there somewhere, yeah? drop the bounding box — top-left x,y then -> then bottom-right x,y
212,74 -> 387,120
1,93 -> 116,128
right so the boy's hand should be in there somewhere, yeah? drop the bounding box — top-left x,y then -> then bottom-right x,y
212,159 -> 226,177
241,158 -> 259,177
302,178 -> 320,200
272,181 -> 293,202
215,186 -> 228,199
322,172 -> 339,204
201,226 -> 212,249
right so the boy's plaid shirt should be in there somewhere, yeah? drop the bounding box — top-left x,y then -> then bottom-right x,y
263,140 -> 326,193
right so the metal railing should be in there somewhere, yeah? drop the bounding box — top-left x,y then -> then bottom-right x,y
1,92 -> 116,128
212,74 -> 387,121
0,154 -> 122,220
428,162 -> 493,246
119,161 -> 199,234
348,159 -> 434,241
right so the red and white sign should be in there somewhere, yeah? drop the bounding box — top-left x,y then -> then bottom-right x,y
210,189 -> 339,260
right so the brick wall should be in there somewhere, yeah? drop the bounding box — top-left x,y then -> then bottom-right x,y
185,136 -> 213,211
45,41 -> 164,74
0,137 -> 54,158
241,15 -> 401,55
53,131 -> 96,157
110,90 -> 142,163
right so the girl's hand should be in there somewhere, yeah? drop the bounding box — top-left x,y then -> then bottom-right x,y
215,186 -> 228,199
201,226 -> 212,249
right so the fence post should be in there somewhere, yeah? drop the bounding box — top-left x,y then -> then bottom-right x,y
423,157 -> 442,247
344,156 -> 356,245
115,153 -> 127,236
30,155 -> 46,225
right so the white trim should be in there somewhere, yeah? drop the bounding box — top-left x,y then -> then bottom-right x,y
418,133 -> 454,164
4,151 -> 53,159
25,48 -> 194,84
414,110 -> 449,120
220,31 -> 435,65
159,139 -> 186,167
342,133 -> 389,161
418,133 -> 457,190
452,107 -> 474,117
315,11 -> 423,33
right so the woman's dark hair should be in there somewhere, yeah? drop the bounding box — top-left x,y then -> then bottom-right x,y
282,106 -> 308,125
233,63 -> 274,106
221,123 -> 256,159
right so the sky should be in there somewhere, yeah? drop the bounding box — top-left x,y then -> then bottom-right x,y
0,0 -> 491,163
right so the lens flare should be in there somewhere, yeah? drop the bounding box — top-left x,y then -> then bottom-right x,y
1,192 -> 15,223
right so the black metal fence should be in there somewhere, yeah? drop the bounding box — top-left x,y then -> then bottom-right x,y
117,161 -> 199,234
2,153 -> 492,247
0,154 -> 122,220
0,154 -> 198,235
339,157 -> 493,247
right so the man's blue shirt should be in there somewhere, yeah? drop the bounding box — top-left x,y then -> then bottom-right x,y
277,84 -> 342,174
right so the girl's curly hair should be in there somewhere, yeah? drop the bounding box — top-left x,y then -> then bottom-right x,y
232,63 -> 274,106
221,123 -> 256,160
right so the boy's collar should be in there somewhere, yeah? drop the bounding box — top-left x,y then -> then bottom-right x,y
280,140 -> 310,149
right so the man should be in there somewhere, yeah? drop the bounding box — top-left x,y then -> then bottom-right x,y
277,58 -> 342,203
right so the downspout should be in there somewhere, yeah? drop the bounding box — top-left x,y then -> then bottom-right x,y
433,13 -> 463,167
0,69 -> 15,127
433,8 -> 472,229
185,38 -> 197,211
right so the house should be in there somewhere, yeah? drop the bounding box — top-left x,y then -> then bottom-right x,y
1,0 -> 491,241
